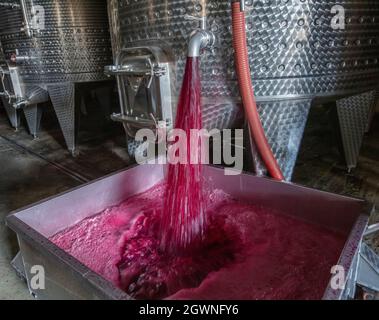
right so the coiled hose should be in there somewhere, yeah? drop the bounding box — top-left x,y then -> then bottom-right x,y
231,1 -> 284,181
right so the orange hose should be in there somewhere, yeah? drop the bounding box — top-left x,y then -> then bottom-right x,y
231,2 -> 284,181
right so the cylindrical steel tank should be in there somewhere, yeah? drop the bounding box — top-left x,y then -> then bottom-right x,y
107,0 -> 379,179
0,0 -> 112,152
0,40 -> 20,129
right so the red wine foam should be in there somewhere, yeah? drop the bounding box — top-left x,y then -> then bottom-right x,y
50,184 -> 346,300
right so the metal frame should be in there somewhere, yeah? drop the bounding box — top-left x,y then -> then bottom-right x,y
105,46 -> 174,138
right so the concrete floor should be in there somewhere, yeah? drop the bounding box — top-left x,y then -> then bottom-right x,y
0,103 -> 378,300
0,137 -> 81,300
293,106 -> 379,220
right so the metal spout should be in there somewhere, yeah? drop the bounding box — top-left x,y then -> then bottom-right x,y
188,30 -> 215,58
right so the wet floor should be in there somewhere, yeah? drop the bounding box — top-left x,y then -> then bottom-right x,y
0,136 -> 82,299
293,105 -> 379,221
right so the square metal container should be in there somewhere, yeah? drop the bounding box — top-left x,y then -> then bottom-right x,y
6,164 -> 371,300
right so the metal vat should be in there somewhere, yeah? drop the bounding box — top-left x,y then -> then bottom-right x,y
6,163 -> 373,299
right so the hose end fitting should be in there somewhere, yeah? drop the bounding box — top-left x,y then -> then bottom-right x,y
232,0 -> 245,12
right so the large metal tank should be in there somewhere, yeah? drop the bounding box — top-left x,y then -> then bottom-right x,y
107,0 -> 379,179
0,40 -> 20,129
0,0 -> 112,153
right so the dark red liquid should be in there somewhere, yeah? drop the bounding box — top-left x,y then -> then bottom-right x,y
50,184 -> 346,300
161,57 -> 206,253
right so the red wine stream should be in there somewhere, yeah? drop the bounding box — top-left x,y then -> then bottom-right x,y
161,57 -> 205,253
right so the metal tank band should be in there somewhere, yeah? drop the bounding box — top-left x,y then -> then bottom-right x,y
107,0 -> 379,179
0,0 -> 113,153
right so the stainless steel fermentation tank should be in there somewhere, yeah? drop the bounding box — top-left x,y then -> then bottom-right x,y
0,39 -> 20,129
107,0 -> 379,179
0,0 -> 112,153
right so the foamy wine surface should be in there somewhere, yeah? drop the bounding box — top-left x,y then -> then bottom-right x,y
50,184 -> 345,300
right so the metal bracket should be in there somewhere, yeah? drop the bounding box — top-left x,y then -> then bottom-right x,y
358,242 -> 379,293
0,66 -> 21,105
19,0 -> 45,37
105,46 -> 174,138
105,55 -> 166,89
20,0 -> 32,37
111,114 -> 157,128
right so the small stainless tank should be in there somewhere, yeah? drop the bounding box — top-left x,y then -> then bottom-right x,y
107,0 -> 379,179
0,0 -> 113,153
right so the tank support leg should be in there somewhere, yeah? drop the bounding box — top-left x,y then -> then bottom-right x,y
48,83 -> 77,155
23,104 -> 43,139
336,90 -> 376,171
2,98 -> 20,130
255,99 -> 312,181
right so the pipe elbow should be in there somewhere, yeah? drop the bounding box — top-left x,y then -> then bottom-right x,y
188,30 -> 215,57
